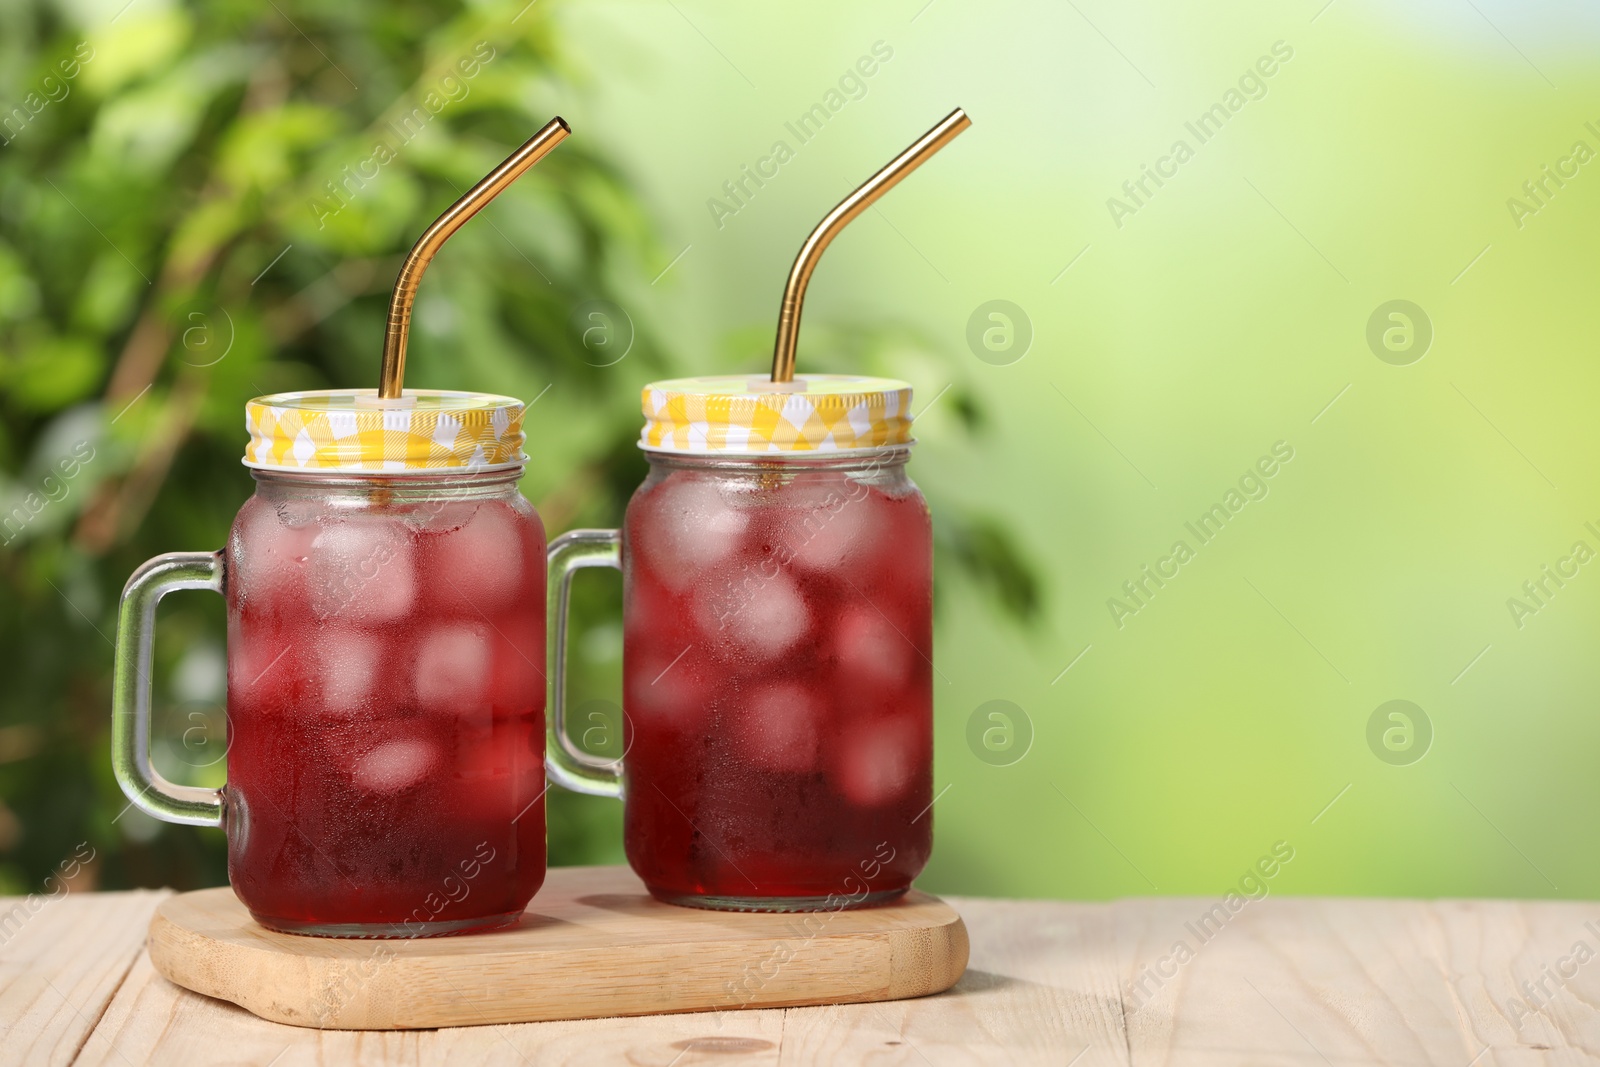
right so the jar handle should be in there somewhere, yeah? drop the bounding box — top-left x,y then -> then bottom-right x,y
546,529 -> 624,798
111,551 -> 226,827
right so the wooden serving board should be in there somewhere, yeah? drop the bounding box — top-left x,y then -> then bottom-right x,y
146,864 -> 968,1030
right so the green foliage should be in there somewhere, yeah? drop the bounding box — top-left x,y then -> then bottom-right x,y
0,0 -> 1037,895
934,514 -> 1041,624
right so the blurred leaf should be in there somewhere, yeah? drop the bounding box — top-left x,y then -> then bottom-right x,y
80,9 -> 193,99
2,334 -> 101,411
71,253 -> 142,333
220,103 -> 348,195
935,510 -> 1042,624
0,242 -> 41,324
295,164 -> 425,253
89,46 -> 252,175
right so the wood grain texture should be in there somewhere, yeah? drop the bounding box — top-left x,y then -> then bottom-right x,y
80,948 -> 790,1067
20,884 -> 1600,1064
1111,896 -> 1600,1065
0,889 -> 168,1067
780,893 -> 1131,1065
145,865 -> 969,1029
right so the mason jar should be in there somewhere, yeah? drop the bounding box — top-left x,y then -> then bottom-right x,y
113,390 -> 547,937
547,375 -> 933,911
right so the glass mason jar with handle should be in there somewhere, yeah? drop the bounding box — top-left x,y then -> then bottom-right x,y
113,389 -> 547,937
547,374 -> 933,911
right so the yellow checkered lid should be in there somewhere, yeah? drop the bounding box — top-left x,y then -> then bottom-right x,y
243,389 -> 525,472
640,374 -> 914,454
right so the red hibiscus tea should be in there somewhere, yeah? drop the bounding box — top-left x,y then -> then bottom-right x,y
112,388 -> 549,938
225,482 -> 547,936
623,459 -> 932,905
547,375 -> 935,911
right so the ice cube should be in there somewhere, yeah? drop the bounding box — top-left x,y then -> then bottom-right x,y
832,719 -> 924,807
698,569 -> 810,663
635,476 -> 749,591
773,481 -> 873,572
834,607 -> 915,693
625,643 -> 715,726
230,499 -> 315,606
308,517 -> 417,622
431,501 -> 527,613
403,499 -> 475,535
732,683 -> 820,774
351,738 -> 437,794
316,628 -> 384,718
415,623 -> 493,712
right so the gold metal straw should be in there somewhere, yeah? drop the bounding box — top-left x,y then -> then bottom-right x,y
379,117 -> 572,398
769,108 -> 971,384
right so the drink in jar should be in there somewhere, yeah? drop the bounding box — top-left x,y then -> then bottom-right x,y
226,482 -> 546,934
547,375 -> 933,911
114,390 -> 548,937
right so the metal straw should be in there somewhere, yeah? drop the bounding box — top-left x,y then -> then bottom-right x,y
379,117 -> 572,398
769,108 -> 971,384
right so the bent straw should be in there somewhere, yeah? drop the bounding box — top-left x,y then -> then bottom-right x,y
769,108 -> 971,384
379,117 -> 572,398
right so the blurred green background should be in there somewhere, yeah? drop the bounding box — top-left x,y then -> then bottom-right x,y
2,0 -> 1597,903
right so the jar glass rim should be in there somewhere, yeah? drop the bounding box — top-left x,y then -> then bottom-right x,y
638,441 -> 914,459
639,445 -> 911,471
242,458 -> 524,474
248,464 -> 525,489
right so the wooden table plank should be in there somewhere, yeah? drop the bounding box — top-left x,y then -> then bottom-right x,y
1428,899 -> 1600,1064
78,948 -> 789,1066
780,896 -> 1130,1065
0,889 -> 168,1067
1116,897 -> 1600,1065
48,889 -> 1600,1065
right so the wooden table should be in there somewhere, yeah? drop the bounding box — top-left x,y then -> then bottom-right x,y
3,884 -> 1596,1064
